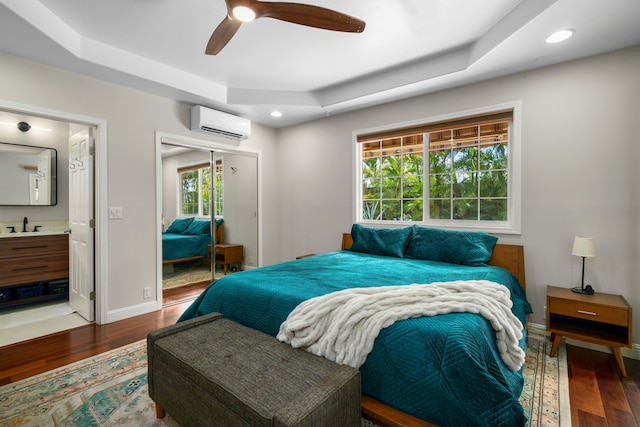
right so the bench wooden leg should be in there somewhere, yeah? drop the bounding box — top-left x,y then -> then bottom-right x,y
155,403 -> 166,419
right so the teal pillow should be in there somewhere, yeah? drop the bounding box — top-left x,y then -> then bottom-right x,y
405,226 -> 497,266
165,217 -> 194,234
349,224 -> 412,258
183,219 -> 211,235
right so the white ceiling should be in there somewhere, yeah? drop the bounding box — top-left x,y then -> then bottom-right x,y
0,0 -> 639,128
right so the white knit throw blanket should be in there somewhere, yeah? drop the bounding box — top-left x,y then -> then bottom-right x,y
277,280 -> 525,371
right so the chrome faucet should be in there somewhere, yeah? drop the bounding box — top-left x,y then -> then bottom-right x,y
22,216 -> 28,232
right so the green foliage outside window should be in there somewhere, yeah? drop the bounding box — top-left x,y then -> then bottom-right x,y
202,167 -> 211,217
214,165 -> 223,217
360,120 -> 509,223
362,150 -> 424,221
179,161 -> 223,217
181,170 -> 199,215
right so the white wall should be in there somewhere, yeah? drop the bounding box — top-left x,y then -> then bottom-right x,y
276,46 -> 640,343
0,52 -> 279,322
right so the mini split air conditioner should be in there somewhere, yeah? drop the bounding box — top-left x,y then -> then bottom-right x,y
190,106 -> 251,142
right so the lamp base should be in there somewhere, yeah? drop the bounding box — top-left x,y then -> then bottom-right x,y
572,286 -> 594,295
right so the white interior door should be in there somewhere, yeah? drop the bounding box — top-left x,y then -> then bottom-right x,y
68,127 -> 95,321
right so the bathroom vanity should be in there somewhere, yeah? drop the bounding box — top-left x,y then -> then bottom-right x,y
0,233 -> 69,310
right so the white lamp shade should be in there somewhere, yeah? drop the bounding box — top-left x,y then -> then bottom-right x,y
572,236 -> 596,257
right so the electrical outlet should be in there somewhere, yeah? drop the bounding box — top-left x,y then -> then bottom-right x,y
109,207 -> 123,219
143,287 -> 151,299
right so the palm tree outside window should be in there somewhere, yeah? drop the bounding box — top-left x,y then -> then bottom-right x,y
356,104 -> 521,233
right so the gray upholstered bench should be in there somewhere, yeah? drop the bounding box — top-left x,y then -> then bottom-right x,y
147,312 -> 361,427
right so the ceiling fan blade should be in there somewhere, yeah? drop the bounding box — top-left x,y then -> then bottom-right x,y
206,15 -> 243,55
255,2 -> 365,33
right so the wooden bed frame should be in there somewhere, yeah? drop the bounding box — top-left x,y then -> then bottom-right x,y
340,232 -> 527,427
162,224 -> 224,266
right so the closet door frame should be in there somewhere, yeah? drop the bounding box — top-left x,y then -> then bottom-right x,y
154,131 -> 262,310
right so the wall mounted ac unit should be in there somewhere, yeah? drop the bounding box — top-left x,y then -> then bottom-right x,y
190,106 -> 251,142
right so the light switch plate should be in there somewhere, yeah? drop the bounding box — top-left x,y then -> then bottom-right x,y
109,207 -> 123,219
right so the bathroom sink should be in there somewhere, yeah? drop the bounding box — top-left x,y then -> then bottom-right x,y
0,231 -> 67,238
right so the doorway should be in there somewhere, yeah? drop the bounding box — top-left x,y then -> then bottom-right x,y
155,132 -> 261,303
0,102 -> 106,345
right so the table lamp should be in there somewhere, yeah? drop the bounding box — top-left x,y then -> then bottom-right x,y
572,236 -> 596,294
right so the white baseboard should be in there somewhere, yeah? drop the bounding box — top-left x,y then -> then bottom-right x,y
527,322 -> 640,361
105,300 -> 159,324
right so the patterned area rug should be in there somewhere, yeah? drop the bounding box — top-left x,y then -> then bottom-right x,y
0,330 -> 568,426
520,329 -> 571,427
162,259 -> 223,290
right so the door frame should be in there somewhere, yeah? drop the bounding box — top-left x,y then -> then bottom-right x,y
154,131 -> 262,309
0,99 -> 108,324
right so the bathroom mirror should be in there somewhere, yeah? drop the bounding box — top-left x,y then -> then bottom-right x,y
0,142 -> 57,206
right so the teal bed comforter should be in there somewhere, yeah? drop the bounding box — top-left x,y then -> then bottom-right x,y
179,250 -> 532,426
162,233 -> 210,261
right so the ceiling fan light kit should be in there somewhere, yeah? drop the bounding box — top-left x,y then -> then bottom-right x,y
206,0 -> 366,55
232,6 -> 256,22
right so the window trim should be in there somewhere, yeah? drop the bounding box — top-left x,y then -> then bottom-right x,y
353,101 -> 522,235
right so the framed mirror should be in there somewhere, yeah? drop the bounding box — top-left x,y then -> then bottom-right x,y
0,142 -> 57,206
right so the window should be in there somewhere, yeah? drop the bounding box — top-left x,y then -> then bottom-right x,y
178,160 -> 223,217
213,161 -> 223,216
356,104 -> 521,233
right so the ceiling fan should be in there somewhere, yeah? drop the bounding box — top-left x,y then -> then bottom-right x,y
206,0 -> 366,55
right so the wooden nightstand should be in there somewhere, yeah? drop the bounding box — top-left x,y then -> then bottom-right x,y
546,285 -> 632,376
214,244 -> 243,274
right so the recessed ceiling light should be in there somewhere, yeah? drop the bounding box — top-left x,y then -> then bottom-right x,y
546,29 -> 575,44
232,6 -> 256,22
270,111 -> 282,118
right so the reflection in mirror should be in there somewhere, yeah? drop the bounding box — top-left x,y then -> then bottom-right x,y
0,142 -> 57,206
160,142 -> 259,294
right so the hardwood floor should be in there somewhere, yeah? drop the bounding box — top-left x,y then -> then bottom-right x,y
0,283 -> 209,386
1,286 -> 639,426
567,344 -> 640,426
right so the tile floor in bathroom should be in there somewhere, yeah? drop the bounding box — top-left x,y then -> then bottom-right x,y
0,301 -> 90,347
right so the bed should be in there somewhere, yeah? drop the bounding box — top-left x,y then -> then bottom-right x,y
178,225 -> 532,427
162,218 -> 223,265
